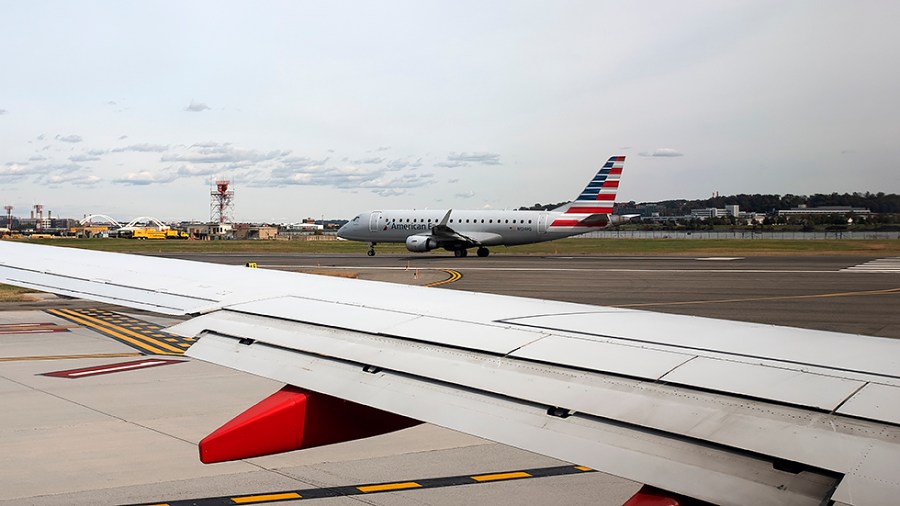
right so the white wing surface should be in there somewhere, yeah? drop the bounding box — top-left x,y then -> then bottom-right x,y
1,241 -> 898,506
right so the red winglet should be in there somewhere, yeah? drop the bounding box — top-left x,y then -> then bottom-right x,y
199,385 -> 419,463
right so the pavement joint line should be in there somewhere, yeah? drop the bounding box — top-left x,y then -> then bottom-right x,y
129,465 -> 594,506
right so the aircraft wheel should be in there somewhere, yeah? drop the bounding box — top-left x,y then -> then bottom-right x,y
454,248 -> 467,257
367,249 -> 375,256
477,247 -> 489,257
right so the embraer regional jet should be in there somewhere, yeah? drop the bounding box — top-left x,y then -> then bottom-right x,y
1,235 -> 899,505
337,155 -> 632,257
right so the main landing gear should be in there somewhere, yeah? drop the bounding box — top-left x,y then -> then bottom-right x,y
367,242 -> 376,256
453,247 -> 490,258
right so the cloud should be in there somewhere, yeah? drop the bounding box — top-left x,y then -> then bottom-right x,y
0,163 -> 30,181
185,99 -> 210,112
111,143 -> 169,153
455,190 -> 476,199
374,146 -> 391,152
386,158 -> 423,170
56,134 -> 83,143
162,144 -> 290,165
118,135 -> 128,140
441,151 -> 502,167
112,170 -> 178,185
0,109 -> 6,115
372,188 -> 407,197
28,155 -> 47,162
447,178 -> 459,183
69,153 -> 102,162
353,157 -> 386,165
175,164 -> 220,177
639,148 -> 684,157
44,173 -> 102,187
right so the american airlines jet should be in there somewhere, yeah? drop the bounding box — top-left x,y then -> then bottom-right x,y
337,155 -> 631,257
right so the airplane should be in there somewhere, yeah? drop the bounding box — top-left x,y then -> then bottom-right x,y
337,155 -> 636,257
0,234 -> 898,505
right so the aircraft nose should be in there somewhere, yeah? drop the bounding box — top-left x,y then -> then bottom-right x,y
336,222 -> 350,239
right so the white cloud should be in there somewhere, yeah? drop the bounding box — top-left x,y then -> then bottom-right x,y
69,153 -> 102,162
112,170 -> 178,185
185,100 -> 210,112
639,148 -> 684,157
56,134 -> 83,143
44,173 -> 102,187
445,152 -> 502,166
112,143 -> 169,153
455,190 -> 476,199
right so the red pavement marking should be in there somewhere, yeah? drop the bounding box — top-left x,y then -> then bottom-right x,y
42,358 -> 185,379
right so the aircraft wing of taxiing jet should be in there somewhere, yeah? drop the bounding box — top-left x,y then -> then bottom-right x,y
1,240 -> 898,506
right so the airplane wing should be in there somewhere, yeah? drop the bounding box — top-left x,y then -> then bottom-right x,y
1,240 -> 898,506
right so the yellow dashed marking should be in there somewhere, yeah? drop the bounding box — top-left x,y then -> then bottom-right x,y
471,471 -> 531,482
231,492 -> 301,503
358,482 -> 422,493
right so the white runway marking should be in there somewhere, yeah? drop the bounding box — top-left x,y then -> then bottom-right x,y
841,257 -> 900,273
268,264 -> 838,274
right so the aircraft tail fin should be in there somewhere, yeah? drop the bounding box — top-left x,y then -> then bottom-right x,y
552,156 -> 625,214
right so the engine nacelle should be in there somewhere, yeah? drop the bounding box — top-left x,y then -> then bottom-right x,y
405,234 -> 439,252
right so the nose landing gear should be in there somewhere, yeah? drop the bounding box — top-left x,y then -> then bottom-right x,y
367,243 -> 376,256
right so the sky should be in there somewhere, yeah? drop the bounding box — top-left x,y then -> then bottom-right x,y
1,1 -> 898,223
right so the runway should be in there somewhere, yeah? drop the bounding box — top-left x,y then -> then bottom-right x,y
1,253 -> 898,505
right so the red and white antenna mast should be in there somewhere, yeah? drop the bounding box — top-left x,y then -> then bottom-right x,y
210,179 -> 235,224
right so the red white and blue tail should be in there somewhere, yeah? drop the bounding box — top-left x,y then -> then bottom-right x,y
550,156 -> 625,228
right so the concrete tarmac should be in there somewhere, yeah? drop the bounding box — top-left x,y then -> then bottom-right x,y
1,253 -> 898,505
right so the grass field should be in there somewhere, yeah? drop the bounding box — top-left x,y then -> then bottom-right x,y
8,237 -> 900,256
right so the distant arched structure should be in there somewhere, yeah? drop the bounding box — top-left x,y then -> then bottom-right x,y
80,214 -> 122,227
122,216 -> 169,230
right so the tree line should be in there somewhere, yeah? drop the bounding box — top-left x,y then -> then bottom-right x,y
521,192 -> 900,215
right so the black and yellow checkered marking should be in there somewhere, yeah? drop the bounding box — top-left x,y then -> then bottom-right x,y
131,465 -> 594,505
46,308 -> 195,356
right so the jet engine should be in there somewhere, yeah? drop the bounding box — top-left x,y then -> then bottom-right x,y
405,234 -> 439,252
